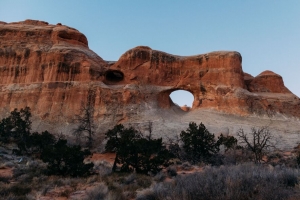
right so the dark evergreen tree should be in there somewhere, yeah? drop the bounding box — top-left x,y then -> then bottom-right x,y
40,139 -> 94,177
0,107 -> 32,153
0,107 -> 94,177
217,134 -> 238,152
180,122 -> 220,163
27,131 -> 56,155
105,124 -> 173,174
133,137 -> 172,174
105,124 -> 141,172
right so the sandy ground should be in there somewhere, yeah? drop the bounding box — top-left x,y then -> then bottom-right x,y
0,167 -> 13,178
129,107 -> 300,151
90,152 -> 115,165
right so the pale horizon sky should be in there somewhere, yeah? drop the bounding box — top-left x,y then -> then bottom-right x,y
1,1 -> 299,107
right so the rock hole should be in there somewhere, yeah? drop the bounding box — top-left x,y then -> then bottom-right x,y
105,70 -> 124,82
170,90 -> 194,111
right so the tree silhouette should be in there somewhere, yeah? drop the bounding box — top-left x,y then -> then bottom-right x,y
180,122 -> 220,163
0,107 -> 32,153
237,127 -> 274,163
73,103 -> 95,149
41,139 -> 94,177
105,124 -> 173,174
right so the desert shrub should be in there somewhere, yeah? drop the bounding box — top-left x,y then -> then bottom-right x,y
180,122 -> 220,164
123,173 -> 137,185
60,188 -> 72,198
85,182 -> 108,200
217,134 -> 238,152
137,163 -> 299,200
100,172 -> 153,199
0,182 -> 31,199
135,174 -> 153,188
134,137 -> 173,174
0,176 -> 10,184
40,139 -> 94,177
179,162 -> 193,171
167,165 -> 177,177
0,161 -> 14,168
136,188 -> 157,200
296,151 -> 300,166
266,152 -> 298,168
122,173 -> 153,199
13,159 -> 47,181
105,124 -> 141,172
178,122 -> 240,165
107,189 -> 126,200
93,160 -> 112,177
0,107 -> 58,158
27,131 -> 56,155
105,124 -> 173,174
153,171 -> 167,182
220,148 -> 243,165
238,127 -> 275,163
0,107 -> 32,153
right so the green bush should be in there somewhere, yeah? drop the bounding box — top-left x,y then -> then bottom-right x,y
27,131 -> 56,155
0,107 -> 56,156
217,134 -> 238,151
180,122 -> 220,164
0,107 -> 32,153
105,124 -> 173,174
0,107 -> 94,178
40,139 -> 94,177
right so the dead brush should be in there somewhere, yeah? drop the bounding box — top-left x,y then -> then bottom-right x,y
93,160 -> 112,177
137,163 -> 300,200
84,182 -> 108,200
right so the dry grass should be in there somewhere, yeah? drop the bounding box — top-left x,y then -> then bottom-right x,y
137,163 -> 300,200
2,144 -> 300,199
85,182 -> 108,200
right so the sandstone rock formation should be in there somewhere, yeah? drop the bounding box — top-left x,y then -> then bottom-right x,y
248,70 -> 290,93
0,20 -> 107,124
181,105 -> 191,112
0,20 -> 299,143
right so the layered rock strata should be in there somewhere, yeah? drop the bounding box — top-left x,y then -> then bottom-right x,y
0,20 -> 299,133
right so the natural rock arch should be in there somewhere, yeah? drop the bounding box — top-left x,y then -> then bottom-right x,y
170,90 -> 194,111
0,20 -> 299,132
158,88 -> 196,110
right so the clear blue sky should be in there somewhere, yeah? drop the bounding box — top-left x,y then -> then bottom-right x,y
1,1 -> 299,107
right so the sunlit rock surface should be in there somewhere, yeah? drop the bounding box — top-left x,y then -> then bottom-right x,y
0,20 -> 299,149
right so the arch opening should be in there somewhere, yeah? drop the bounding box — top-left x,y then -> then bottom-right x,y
170,90 -> 194,112
105,70 -> 124,82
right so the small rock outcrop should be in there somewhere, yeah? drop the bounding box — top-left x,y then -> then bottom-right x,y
248,70 -> 290,93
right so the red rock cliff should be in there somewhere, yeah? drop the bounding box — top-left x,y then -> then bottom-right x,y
0,20 -> 299,132
0,20 -> 107,123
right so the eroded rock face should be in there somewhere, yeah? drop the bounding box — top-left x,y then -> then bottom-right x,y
109,46 -> 245,110
248,70 -> 290,93
0,20 -> 299,134
0,20 -> 107,124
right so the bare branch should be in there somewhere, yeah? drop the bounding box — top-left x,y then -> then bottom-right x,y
73,101 -> 95,149
237,127 -> 275,163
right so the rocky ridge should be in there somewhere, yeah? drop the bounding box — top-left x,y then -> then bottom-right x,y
0,20 -> 299,149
